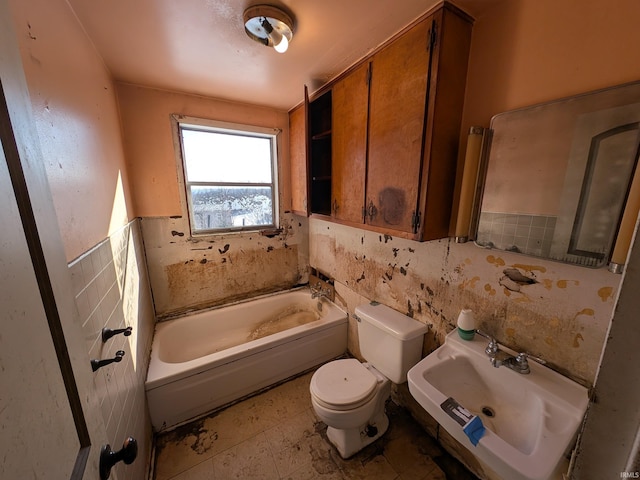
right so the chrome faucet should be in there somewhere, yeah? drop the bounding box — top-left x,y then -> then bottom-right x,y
310,281 -> 332,300
483,335 -> 545,374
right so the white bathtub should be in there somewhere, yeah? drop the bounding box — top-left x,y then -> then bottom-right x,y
145,288 -> 348,430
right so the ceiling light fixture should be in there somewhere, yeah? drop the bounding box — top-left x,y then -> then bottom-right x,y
243,5 -> 294,54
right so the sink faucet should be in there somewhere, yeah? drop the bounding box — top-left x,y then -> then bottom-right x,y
483,336 -> 545,374
310,281 -> 332,300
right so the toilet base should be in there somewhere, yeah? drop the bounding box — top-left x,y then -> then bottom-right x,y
326,411 -> 390,459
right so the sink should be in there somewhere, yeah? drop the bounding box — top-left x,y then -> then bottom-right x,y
407,330 -> 589,480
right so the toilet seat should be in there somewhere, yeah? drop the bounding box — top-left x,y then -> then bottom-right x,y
310,359 -> 379,411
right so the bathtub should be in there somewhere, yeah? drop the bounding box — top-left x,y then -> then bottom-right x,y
145,288 -> 348,430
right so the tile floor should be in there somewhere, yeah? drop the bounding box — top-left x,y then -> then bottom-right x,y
153,370 -> 477,480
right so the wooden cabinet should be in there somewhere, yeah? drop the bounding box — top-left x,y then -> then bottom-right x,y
289,102 -> 308,215
366,5 -> 472,241
418,6 -> 473,240
288,86 -> 333,217
366,16 -> 432,234
332,62 -> 369,223
288,2 -> 472,241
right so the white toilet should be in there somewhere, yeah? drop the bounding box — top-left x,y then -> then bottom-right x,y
310,301 -> 428,458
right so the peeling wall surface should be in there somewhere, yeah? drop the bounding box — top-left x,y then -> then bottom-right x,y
142,214 -> 309,318
117,82 -> 302,318
309,218 -> 619,386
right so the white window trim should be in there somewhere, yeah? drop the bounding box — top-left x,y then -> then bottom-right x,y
171,114 -> 281,236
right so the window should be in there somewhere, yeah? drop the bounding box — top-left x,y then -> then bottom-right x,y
173,116 -> 279,235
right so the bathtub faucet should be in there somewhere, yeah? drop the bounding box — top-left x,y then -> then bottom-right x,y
310,281 -> 332,300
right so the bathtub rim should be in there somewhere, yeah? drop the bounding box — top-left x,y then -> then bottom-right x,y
157,285 -> 310,322
145,287 -> 347,391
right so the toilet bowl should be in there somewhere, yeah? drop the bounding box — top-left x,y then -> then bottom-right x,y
309,301 -> 427,459
310,359 -> 391,458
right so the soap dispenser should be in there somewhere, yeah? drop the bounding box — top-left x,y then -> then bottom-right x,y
457,309 -> 476,340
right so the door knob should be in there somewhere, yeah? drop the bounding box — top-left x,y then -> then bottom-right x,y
99,436 -> 138,480
91,350 -> 125,372
101,326 -> 132,343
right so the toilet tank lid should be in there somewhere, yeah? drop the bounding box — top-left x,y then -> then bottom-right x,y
355,302 -> 428,340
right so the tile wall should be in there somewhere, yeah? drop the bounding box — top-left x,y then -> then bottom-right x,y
69,219 -> 155,480
476,211 -> 557,258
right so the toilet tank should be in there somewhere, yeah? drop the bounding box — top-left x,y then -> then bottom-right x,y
355,302 -> 428,383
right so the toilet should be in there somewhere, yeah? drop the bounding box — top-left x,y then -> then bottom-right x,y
310,301 -> 428,458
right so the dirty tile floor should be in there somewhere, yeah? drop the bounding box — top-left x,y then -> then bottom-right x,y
153,370 -> 477,480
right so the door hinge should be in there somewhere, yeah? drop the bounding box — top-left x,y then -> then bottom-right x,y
428,20 -> 438,51
411,211 -> 421,234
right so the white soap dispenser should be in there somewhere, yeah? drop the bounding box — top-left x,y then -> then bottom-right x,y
457,308 -> 476,340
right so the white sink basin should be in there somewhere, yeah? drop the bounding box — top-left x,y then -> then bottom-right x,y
407,330 -> 589,480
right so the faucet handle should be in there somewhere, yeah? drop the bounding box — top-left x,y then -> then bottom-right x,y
484,337 -> 499,356
516,352 -> 546,366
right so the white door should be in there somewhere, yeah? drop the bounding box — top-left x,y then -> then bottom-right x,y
0,1 -> 108,477
0,142 -> 84,478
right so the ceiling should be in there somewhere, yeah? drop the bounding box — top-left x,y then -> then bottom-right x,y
67,0 -> 493,111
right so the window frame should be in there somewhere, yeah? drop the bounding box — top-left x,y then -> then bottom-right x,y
171,115 -> 280,236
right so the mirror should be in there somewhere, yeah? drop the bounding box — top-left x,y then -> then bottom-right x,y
475,81 -> 640,268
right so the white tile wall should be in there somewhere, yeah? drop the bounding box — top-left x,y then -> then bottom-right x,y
69,219 -> 155,480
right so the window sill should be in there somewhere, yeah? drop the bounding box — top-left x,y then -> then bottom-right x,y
189,226 -> 282,238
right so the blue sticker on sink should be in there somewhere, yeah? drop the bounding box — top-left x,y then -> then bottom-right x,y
441,397 -> 485,446
463,416 -> 486,446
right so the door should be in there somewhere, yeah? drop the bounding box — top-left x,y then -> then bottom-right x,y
0,2 -> 107,477
0,132 -> 86,478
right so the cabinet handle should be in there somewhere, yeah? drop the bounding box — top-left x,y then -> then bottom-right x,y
367,200 -> 377,221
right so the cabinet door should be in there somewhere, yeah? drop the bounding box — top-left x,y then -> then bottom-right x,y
289,102 -> 308,215
418,7 -> 473,241
332,62 -> 369,223
366,17 -> 432,233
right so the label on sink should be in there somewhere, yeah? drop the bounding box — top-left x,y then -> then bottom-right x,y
441,397 -> 475,426
441,397 -> 485,446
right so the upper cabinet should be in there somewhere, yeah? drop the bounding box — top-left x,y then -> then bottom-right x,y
288,2 -> 472,241
289,100 -> 308,215
332,62 -> 369,224
419,6 -> 473,240
366,16 -> 433,235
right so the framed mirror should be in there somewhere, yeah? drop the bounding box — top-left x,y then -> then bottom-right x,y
474,81 -> 640,268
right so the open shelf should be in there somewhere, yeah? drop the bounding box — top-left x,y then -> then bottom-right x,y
309,90 -> 332,216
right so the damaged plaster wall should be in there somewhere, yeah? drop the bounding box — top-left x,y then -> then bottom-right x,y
309,218 -> 619,386
142,214 -> 309,318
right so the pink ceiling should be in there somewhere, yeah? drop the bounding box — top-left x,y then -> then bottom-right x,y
66,0 -> 492,110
